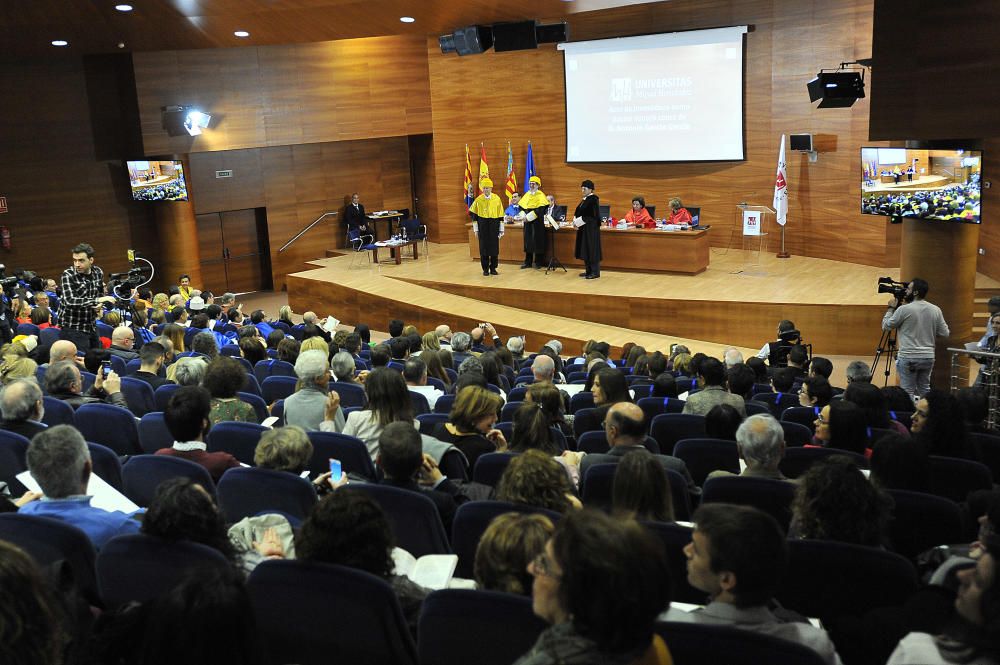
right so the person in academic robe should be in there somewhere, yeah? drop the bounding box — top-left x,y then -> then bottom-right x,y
518,176 -> 549,269
668,197 -> 693,225
574,180 -> 602,280
344,193 -> 371,234
469,178 -> 505,276
625,196 -> 655,228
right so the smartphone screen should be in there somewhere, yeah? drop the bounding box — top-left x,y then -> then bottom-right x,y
101,361 -> 112,377
329,458 -> 342,482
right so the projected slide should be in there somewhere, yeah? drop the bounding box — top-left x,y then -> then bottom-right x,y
559,26 -> 747,162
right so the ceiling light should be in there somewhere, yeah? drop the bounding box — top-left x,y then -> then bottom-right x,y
115,4 -> 133,11
234,30 -> 250,38
400,16 -> 415,23
51,40 -> 68,47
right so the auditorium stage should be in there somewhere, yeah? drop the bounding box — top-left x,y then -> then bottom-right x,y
286,243 -> 996,361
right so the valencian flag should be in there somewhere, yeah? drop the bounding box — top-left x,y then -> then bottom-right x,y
478,145 -> 490,195
524,141 -> 536,190
463,144 -> 474,210
773,134 -> 788,227
504,141 -> 517,204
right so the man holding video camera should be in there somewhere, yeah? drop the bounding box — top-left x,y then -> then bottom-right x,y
881,277 -> 950,400
60,243 -> 116,350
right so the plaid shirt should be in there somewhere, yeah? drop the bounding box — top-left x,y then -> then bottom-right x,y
60,266 -> 105,333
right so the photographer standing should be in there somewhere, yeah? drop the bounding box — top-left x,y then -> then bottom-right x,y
882,277 -> 950,400
60,243 -> 116,350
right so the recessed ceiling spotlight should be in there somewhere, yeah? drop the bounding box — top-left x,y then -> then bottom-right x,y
399,16 -> 415,23
234,30 -> 250,38
115,4 -> 133,11
51,40 -> 69,47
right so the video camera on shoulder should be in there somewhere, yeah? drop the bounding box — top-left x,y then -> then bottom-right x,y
877,277 -> 910,302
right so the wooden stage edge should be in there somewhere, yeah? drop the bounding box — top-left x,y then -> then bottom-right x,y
287,243 -> 990,358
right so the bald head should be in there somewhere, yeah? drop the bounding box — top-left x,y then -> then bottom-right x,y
303,311 -> 318,324
111,326 -> 135,348
605,402 -> 646,446
435,325 -> 452,340
49,340 -> 78,364
531,354 -> 555,381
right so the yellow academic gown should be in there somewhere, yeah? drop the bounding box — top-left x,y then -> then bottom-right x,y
469,194 -> 505,257
518,189 -> 549,255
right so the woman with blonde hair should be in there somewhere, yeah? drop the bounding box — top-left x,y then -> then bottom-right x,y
421,331 -> 440,355
431,384 -> 505,469
277,305 -> 295,327
162,322 -> 186,354
151,292 -> 170,313
424,350 -> 451,389
300,336 -> 330,359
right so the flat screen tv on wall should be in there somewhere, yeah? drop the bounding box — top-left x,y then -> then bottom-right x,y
126,160 -> 188,202
860,147 -> 981,223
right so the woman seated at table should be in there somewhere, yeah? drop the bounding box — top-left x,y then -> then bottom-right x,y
668,197 -> 693,225
625,196 -> 655,228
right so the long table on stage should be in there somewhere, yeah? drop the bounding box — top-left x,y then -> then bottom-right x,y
468,223 -> 709,275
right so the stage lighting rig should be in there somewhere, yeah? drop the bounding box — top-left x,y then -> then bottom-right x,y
807,60 -> 870,108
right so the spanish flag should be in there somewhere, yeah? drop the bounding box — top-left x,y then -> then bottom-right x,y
504,141 -> 518,204
463,144 -> 474,210
478,144 -> 490,195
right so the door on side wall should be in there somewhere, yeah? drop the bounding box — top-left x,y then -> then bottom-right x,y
195,208 -> 272,294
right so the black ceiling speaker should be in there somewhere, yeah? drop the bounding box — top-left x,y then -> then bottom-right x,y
493,21 -> 538,52
451,25 -> 493,56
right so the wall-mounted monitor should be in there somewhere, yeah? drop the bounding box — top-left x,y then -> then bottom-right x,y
126,160 -> 188,201
860,147 -> 981,223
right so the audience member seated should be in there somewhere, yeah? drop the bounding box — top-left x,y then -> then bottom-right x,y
844,381 -> 907,436
0,377 -> 47,439
376,422 -> 467,532
525,381 -> 572,441
204,356 -> 256,425
157,386 -> 239,482
45,359 -> 129,411
404,357 -> 443,409
474,512 -> 555,595
912,389 -> 971,459
106,326 -> 139,362
682,357 -> 747,417
277,338 -> 300,365
496,449 -> 580,513
142,477 -> 283,573
808,357 -> 840,393
799,375 -> 833,409
21,425 -> 141,549
662,503 -> 843,665
887,535 -> 1000,665
956,386 -> 999,436
708,413 -> 789,482
811,400 -> 869,455
704,403 -> 743,441
169,355 -> 207,386
592,367 -> 631,422
191,331 -> 219,361
239,336 -> 267,367
770,366 -> 796,395
450,332 -> 473,367
651,372 -> 679,398
161,323 -> 186,356
579,402 -> 697,498
0,540 -> 69,663
284,349 -> 345,432
343,367 -> 417,460
513,509 -> 670,665
432,384 -> 506,470
845,359 -> 872,386
131,342 -> 170,390
330,351 -> 361,384
786,344 -> 809,380
612,448 -> 675,522
789,456 -> 891,548
296,489 -> 430,635
517,354 -> 555,387
510,402 -> 562,456
869,433 -> 930,492
726,362 -> 756,402
754,319 -> 799,365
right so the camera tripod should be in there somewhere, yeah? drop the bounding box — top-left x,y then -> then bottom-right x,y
871,327 -> 898,386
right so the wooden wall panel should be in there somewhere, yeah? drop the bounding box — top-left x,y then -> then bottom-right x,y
134,36 -> 432,156
408,134 -> 439,234
426,0 -> 896,267
188,136 -> 415,290
0,56 -> 147,283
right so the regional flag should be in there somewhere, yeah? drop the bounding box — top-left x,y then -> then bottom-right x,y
463,144 -> 474,210
478,145 -> 490,195
504,141 -> 518,204
773,134 -> 788,227
524,141 -> 536,189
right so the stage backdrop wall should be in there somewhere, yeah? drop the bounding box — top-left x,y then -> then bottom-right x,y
427,0 -> 899,267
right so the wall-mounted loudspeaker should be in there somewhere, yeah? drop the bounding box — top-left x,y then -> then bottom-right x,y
789,134 -> 813,151
536,22 -> 568,44
493,21 -> 537,52
439,26 -> 493,56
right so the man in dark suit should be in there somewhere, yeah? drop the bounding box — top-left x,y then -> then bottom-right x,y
579,402 -> 700,502
0,378 -> 48,440
377,421 -> 467,533
344,192 -> 371,234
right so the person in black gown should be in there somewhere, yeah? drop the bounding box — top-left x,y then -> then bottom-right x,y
518,176 -> 549,269
344,193 -> 371,235
574,180 -> 601,279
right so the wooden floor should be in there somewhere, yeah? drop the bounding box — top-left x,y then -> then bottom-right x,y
285,242 -> 1000,364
